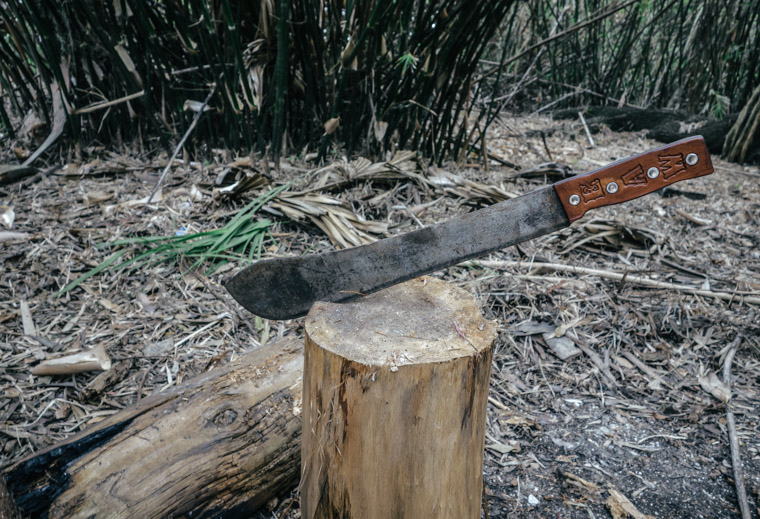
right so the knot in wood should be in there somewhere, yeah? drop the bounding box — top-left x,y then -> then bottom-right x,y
211,408 -> 238,426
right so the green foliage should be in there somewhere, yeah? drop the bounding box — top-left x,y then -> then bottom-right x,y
709,90 -> 731,120
397,53 -> 419,74
55,184 -> 288,297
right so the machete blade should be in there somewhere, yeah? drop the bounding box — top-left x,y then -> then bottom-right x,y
225,187 -> 566,319
225,136 -> 713,319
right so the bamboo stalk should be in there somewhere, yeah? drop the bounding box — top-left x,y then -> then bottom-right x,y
271,0 -> 290,159
2,0 -> 759,155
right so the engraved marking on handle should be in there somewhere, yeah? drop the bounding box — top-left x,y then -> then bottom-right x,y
622,165 -> 647,185
554,136 -> 714,222
659,153 -> 686,179
579,178 -> 605,203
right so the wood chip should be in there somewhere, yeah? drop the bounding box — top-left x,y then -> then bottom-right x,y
19,300 -> 36,336
606,487 -> 654,519
698,371 -> 731,403
31,344 -> 112,376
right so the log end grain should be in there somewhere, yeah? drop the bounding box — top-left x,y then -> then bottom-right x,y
305,276 -> 496,366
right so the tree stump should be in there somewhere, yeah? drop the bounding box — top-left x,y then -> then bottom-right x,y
301,277 -> 497,519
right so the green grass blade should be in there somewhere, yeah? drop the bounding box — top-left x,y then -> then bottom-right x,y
55,250 -> 128,297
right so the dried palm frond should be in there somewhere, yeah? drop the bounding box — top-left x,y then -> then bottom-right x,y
215,171 -> 269,198
557,218 -> 666,256
303,150 -> 425,193
444,178 -> 520,206
268,193 -> 388,248
427,168 -> 519,205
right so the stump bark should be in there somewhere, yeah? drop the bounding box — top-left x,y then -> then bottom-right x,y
5,337 -> 304,518
301,277 -> 497,519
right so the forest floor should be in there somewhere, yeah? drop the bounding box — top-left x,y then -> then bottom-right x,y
1,113 -> 759,518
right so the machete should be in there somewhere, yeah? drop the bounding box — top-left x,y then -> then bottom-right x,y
226,136 -> 713,319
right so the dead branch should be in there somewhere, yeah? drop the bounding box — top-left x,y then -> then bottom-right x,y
22,82 -> 66,167
147,82 -> 217,204
474,260 -> 760,306
722,335 -> 751,519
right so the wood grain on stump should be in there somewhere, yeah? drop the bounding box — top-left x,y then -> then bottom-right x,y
301,277 -> 497,519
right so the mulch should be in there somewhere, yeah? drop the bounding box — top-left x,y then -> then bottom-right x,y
1,113 -> 758,518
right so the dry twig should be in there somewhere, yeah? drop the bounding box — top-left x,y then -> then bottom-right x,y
148,82 -> 217,204
474,260 -> 760,305
578,111 -> 595,147
71,90 -> 145,115
575,340 -> 617,388
722,335 -> 751,519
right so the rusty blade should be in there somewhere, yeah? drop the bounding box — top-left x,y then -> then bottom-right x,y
225,186 -> 568,319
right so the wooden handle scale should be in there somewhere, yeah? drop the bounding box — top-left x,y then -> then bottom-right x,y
553,136 -> 714,222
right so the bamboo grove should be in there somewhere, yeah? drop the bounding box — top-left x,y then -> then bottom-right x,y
495,0 -> 760,117
1,0 -> 758,161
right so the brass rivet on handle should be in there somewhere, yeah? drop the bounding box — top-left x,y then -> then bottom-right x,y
569,194 -> 581,206
685,153 -> 698,166
606,181 -> 619,194
647,167 -> 660,179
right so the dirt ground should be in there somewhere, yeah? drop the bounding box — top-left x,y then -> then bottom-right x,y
1,113 -> 759,518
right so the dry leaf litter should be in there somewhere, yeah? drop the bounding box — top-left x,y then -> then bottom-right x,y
1,114 -> 759,518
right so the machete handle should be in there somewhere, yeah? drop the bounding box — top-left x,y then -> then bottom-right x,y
554,136 -> 714,222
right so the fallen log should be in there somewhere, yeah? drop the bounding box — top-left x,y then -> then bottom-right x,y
554,106 -> 736,155
0,477 -> 21,519
4,337 -> 303,518
0,165 -> 39,186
